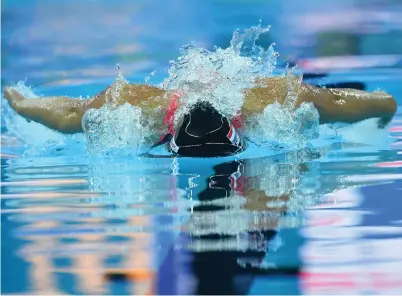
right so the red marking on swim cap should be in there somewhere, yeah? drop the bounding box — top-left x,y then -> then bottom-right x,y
233,113 -> 244,129
227,125 -> 234,140
162,92 -> 180,138
227,124 -> 241,146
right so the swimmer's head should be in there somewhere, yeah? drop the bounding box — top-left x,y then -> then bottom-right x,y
168,102 -> 245,157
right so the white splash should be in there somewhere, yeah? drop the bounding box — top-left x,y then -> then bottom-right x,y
161,25 -> 321,149
81,71 -> 155,154
246,100 -> 320,149
82,102 -> 152,154
161,25 -> 278,126
104,71 -> 129,107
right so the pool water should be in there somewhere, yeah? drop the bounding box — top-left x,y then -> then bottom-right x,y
2,0 -> 402,295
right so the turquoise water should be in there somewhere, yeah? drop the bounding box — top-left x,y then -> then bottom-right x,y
2,0 -> 402,294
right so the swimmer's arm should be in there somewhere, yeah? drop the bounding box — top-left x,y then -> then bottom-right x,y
244,77 -> 397,127
298,83 -> 397,127
3,87 -> 90,134
3,84 -> 168,134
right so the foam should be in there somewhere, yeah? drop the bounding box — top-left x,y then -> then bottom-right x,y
161,25 -> 278,126
81,72 -> 157,155
82,102 -> 152,154
245,100 -> 320,149
333,117 -> 393,147
160,25 -> 323,149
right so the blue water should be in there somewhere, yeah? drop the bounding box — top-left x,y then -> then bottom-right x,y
2,0 -> 402,294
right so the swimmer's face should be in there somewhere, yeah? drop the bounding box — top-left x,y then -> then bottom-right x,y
168,102 -> 245,157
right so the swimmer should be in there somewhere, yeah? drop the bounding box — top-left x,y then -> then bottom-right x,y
3,76 -> 397,156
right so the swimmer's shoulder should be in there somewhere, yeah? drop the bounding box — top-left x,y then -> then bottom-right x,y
120,84 -> 166,102
242,76 -> 289,114
110,83 -> 169,112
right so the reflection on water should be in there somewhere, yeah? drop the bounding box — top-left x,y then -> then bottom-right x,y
2,133 -> 402,294
300,187 -> 402,295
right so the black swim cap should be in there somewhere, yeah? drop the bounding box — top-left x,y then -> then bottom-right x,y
168,102 -> 244,157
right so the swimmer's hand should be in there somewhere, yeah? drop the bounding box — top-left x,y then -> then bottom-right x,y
372,90 -> 397,129
3,86 -> 25,112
